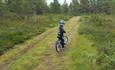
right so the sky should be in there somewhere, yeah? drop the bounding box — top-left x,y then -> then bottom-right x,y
46,0 -> 72,5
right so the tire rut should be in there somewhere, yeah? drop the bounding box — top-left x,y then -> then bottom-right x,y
0,28 -> 56,70
33,17 -> 80,70
0,17 -> 80,70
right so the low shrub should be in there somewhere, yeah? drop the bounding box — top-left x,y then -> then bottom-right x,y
78,14 -> 115,70
0,14 -> 72,55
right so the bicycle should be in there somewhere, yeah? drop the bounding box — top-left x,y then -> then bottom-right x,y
55,35 -> 68,53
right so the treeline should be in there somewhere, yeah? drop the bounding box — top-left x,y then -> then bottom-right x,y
50,0 -> 115,15
0,0 -> 48,18
0,0 -> 69,18
0,0 -> 114,17
70,0 -> 115,15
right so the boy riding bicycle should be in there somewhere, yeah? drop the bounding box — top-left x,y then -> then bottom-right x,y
57,19 -> 66,48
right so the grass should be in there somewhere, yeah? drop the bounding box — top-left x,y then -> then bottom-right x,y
0,14 -> 72,68
62,16 -> 98,70
0,14 -> 72,55
0,16 -> 101,70
0,28 -> 55,64
77,14 -> 115,70
3,17 -> 78,70
9,28 -> 57,70
68,34 -> 97,70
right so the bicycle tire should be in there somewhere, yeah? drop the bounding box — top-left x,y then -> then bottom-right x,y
63,36 -> 68,44
55,40 -> 62,53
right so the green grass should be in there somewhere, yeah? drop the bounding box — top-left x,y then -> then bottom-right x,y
1,16 -> 108,70
68,33 -> 97,70
77,14 -> 115,70
0,28 -> 55,64
0,14 -> 72,55
9,28 -> 56,70
1,17 -> 77,70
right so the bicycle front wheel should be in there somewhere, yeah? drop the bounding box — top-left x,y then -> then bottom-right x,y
55,41 -> 62,53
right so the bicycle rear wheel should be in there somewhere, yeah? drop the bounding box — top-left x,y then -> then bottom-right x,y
63,36 -> 68,44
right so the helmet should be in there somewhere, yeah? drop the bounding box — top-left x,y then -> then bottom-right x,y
60,19 -> 64,24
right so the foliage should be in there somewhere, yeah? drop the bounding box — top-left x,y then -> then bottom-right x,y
69,0 -> 114,15
50,0 -> 61,13
0,14 -> 72,55
78,14 -> 115,70
69,0 -> 80,15
62,0 -> 69,14
69,34 -> 97,70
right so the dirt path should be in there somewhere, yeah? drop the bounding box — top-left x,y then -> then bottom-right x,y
0,29 -> 56,70
0,17 -> 80,70
33,17 -> 80,70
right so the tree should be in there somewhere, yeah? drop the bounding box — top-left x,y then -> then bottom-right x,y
80,0 -> 90,13
96,0 -> 113,14
69,0 -> 80,15
7,0 -> 33,16
33,0 -> 48,14
62,0 -> 69,14
50,0 -> 61,13
88,0 -> 97,13
6,0 -> 49,16
0,0 -> 7,16
69,0 -> 114,14
111,0 -> 115,14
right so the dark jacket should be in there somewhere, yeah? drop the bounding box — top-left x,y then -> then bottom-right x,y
57,25 -> 65,38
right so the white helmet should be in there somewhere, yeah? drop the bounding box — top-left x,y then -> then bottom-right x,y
60,19 -> 64,24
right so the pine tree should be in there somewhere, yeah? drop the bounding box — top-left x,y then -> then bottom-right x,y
62,0 -> 69,14
50,0 -> 61,13
95,0 -> 113,14
6,0 -> 48,16
69,0 -> 80,15
0,0 -> 3,16
80,0 -> 90,13
89,0 -> 97,13
33,0 -> 48,14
